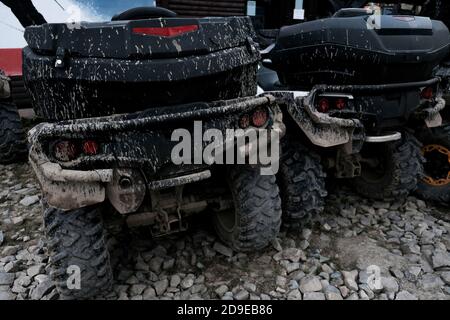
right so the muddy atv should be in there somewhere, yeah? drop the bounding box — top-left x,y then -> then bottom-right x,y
413,52 -> 450,203
258,10 -> 450,224
23,8 -> 286,299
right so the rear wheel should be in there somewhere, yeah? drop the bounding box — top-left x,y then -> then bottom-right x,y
277,140 -> 327,229
352,132 -> 424,200
415,125 -> 450,203
44,204 -> 113,300
0,102 -> 27,164
212,166 -> 282,252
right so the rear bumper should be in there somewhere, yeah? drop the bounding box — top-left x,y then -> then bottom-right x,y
29,94 -> 285,210
279,78 -> 447,149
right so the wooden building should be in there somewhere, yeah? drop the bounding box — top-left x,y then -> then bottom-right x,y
155,0 -> 331,29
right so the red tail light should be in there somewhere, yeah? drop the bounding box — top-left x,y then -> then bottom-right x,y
252,108 -> 269,128
335,98 -> 347,110
54,141 -> 78,162
421,87 -> 434,100
318,98 -> 330,113
132,25 -> 198,37
83,140 -> 99,156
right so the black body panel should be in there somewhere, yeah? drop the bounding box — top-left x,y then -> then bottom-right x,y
270,15 -> 450,89
23,16 -> 259,121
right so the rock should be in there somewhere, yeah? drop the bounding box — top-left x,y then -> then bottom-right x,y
243,282 -> 256,293
358,270 -> 370,285
0,231 -> 4,246
215,285 -> 229,298
163,258 -> 175,270
283,262 -> 300,274
400,242 -> 421,255
395,291 -> 418,300
325,286 -> 343,300
154,279 -> 169,296
342,270 -> 359,291
1,245 -> 20,256
149,257 -> 164,274
142,287 -> 156,300
432,251 -> 450,269
12,217 -> 24,226
26,265 -> 45,278
15,276 -> 31,287
405,266 -> 422,282
339,286 -> 349,298
235,290 -> 249,300
170,275 -> 181,288
282,248 -> 304,263
213,242 -> 233,257
390,268 -> 404,279
0,290 -> 15,300
191,284 -> 206,295
260,294 -> 271,300
34,275 -> 49,285
287,289 -> 302,300
0,272 -> 15,286
299,240 -> 309,250
275,276 -> 287,288
303,292 -> 326,300
130,284 -> 146,296
381,277 -> 399,294
181,275 -> 195,289
30,280 -> 55,300
440,272 -> 450,285
346,293 -> 359,300
301,229 -> 312,240
271,238 -> 283,252
19,195 -> 40,207
421,274 -> 444,291
4,262 -> 17,273
299,276 -> 322,293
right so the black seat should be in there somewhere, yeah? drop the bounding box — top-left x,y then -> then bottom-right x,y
112,6 -> 177,21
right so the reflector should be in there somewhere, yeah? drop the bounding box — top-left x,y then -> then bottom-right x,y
132,25 -> 199,37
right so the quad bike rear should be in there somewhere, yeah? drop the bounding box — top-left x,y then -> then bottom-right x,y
414,42 -> 450,204
258,10 -> 450,224
24,8 -> 286,299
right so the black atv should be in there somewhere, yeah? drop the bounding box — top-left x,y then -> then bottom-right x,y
24,7 -> 286,299
258,9 -> 450,223
414,54 -> 450,203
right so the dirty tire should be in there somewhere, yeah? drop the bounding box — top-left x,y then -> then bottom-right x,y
44,204 -> 113,300
277,140 -> 327,229
0,102 -> 27,164
353,132 -> 424,200
213,166 -> 282,252
415,125 -> 450,204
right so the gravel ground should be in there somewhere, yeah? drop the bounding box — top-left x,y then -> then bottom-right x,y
0,162 -> 449,300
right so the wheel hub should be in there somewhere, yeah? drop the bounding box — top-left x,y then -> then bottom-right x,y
422,144 -> 450,186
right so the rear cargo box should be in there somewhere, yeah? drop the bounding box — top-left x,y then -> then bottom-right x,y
270,15 -> 450,89
23,16 -> 259,121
